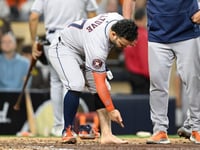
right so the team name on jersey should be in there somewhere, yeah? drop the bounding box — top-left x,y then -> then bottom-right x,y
86,15 -> 108,32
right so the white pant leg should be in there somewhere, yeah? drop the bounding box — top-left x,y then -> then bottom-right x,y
48,39 -> 85,93
44,34 -> 64,131
183,110 -> 191,128
172,38 -> 200,131
181,83 -> 190,124
49,64 -> 64,128
148,42 -> 175,133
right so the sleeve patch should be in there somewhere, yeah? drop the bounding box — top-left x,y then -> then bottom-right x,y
92,59 -> 103,69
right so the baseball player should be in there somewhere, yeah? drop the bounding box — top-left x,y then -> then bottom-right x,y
123,0 -> 200,144
48,12 -> 138,144
29,0 -> 98,136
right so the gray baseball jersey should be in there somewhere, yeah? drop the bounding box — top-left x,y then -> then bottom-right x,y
59,12 -> 123,72
31,0 -> 98,30
48,12 -> 123,92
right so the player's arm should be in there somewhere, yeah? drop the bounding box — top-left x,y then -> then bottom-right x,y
29,12 -> 40,44
92,71 -> 124,127
93,71 -> 115,112
29,12 -> 42,59
122,0 -> 136,19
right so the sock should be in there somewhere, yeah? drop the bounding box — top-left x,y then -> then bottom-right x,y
63,90 -> 81,129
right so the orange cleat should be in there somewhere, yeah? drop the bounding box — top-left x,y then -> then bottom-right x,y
146,131 -> 170,144
62,126 -> 77,144
190,131 -> 200,144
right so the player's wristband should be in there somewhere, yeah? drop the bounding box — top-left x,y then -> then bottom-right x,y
93,72 -> 115,112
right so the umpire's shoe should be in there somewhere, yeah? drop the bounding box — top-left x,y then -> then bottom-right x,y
190,131 -> 200,144
177,126 -> 191,139
62,126 -> 77,144
146,131 -> 170,144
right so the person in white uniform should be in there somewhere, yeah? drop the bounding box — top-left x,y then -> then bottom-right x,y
48,12 -> 138,144
29,0 -> 98,136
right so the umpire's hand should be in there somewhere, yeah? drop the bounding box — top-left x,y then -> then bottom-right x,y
32,42 -> 42,60
192,10 -> 200,24
108,109 -> 124,128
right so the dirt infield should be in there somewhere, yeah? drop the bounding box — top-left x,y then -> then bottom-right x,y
0,137 -> 200,150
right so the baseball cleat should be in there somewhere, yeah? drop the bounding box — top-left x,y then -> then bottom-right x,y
190,131 -> 200,144
78,124 -> 100,139
146,131 -> 170,144
62,126 -> 77,144
177,126 -> 191,139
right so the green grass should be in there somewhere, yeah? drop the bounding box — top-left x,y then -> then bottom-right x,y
117,134 -> 179,138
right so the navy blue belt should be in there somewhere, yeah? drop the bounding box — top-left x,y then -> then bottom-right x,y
48,29 -> 56,34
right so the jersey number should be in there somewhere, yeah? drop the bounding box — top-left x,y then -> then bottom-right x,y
68,20 -> 86,29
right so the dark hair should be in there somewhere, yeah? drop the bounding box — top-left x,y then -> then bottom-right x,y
111,19 -> 138,41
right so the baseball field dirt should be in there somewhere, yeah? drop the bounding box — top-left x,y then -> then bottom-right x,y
0,136 -> 200,150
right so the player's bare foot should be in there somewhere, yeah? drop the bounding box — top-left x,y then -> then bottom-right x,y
100,135 -> 128,144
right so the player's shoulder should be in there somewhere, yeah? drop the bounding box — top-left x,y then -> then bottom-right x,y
106,12 -> 124,20
94,12 -> 123,20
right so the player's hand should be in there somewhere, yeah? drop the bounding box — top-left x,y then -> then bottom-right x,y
191,10 -> 200,24
32,42 -> 42,60
108,109 -> 124,128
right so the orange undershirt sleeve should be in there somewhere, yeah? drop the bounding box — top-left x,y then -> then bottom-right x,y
93,71 -> 115,112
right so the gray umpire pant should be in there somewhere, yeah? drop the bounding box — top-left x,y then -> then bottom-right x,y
148,37 -> 200,133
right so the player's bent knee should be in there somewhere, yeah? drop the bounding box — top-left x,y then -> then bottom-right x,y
70,80 -> 85,91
